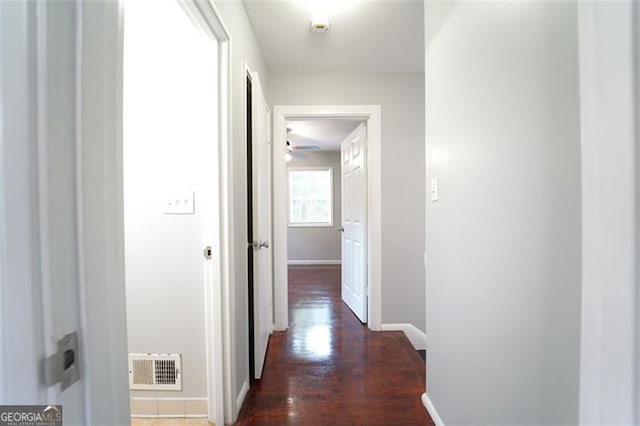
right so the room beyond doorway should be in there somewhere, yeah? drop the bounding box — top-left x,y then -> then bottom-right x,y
285,118 -> 361,266
285,118 -> 366,322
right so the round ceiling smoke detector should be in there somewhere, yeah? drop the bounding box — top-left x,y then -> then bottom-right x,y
311,17 -> 330,33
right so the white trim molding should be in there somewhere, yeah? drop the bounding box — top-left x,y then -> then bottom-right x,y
235,380 -> 250,415
288,260 -> 341,266
421,393 -> 445,426
381,323 -> 426,350
273,105 -> 382,332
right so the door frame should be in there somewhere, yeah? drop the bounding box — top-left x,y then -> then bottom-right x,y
272,105 -> 382,331
577,1 -> 639,423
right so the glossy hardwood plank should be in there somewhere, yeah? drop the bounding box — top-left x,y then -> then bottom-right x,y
236,265 -> 433,425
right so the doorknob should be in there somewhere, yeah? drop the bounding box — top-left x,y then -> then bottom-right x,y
203,246 -> 213,259
338,227 -> 344,233
249,240 -> 269,249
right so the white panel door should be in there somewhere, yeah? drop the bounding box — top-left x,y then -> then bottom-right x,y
341,124 -> 368,323
250,72 -> 273,378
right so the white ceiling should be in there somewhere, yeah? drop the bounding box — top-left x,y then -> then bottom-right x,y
242,0 -> 424,73
287,119 -> 363,151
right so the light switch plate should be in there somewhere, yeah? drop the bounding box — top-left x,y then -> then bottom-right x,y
163,191 -> 195,214
430,178 -> 439,202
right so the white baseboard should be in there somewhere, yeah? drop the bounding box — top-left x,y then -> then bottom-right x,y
380,323 -> 426,350
287,259 -> 341,265
422,393 -> 444,426
235,380 -> 250,418
130,397 -> 207,418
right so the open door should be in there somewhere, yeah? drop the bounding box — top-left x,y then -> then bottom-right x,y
249,71 -> 273,379
341,123 -> 368,323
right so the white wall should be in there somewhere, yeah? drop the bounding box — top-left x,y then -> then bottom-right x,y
212,0 -> 271,420
287,152 -> 342,263
424,2 -> 581,424
270,72 -> 426,332
124,0 -> 218,398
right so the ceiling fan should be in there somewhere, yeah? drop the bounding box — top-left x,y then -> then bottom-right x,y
286,140 -> 320,160
286,126 -> 320,160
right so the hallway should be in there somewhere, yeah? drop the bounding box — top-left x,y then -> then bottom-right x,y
236,265 -> 433,425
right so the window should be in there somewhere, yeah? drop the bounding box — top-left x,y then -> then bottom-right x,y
288,167 -> 333,227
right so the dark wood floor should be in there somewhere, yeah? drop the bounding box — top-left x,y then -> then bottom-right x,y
235,265 -> 433,425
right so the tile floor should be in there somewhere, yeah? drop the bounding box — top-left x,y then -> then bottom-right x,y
130,418 -> 212,426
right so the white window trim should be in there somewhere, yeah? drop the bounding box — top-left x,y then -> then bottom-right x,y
287,166 -> 334,228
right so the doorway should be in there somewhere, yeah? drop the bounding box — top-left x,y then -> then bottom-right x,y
284,118 -> 366,321
122,0 -> 229,423
273,105 -> 383,332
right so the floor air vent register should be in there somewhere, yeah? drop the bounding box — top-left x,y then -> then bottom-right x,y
128,354 -> 182,391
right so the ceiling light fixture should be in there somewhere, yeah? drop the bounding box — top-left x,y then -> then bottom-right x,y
311,16 -> 330,33
300,0 -> 358,32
